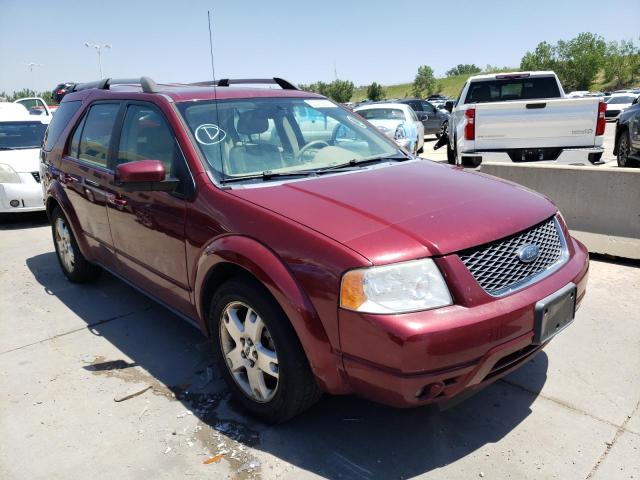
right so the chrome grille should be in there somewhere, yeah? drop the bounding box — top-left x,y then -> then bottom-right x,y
31,172 -> 41,183
459,217 -> 567,296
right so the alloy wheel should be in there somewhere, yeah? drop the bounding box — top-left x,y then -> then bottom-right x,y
219,301 -> 279,403
55,217 -> 75,272
618,134 -> 629,167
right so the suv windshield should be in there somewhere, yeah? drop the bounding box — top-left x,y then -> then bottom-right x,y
464,76 -> 561,103
178,97 -> 399,180
0,121 -> 48,149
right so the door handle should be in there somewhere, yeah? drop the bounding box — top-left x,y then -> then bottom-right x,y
61,173 -> 78,183
526,103 -> 546,109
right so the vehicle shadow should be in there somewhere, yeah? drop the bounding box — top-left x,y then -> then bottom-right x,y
26,251 -> 548,479
0,211 -> 48,230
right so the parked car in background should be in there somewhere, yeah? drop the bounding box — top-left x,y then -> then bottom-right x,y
14,97 -> 53,117
354,103 -> 425,153
40,76 -> 588,423
613,96 -> 640,167
52,82 -> 76,103
566,90 -> 591,98
605,93 -> 639,121
395,98 -> 450,137
0,103 -> 49,214
445,71 -> 605,166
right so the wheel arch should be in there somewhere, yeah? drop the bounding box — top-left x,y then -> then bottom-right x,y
194,235 -> 347,394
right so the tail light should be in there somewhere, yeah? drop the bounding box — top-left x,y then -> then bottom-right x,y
595,101 -> 606,136
464,108 -> 476,140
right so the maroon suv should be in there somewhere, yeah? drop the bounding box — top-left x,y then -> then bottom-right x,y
40,77 -> 589,423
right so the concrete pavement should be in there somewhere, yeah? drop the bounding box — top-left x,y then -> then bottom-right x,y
1,211 -> 639,480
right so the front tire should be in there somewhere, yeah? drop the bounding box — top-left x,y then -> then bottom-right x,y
617,130 -> 637,168
209,277 -> 321,423
447,137 -> 456,165
51,207 -> 101,283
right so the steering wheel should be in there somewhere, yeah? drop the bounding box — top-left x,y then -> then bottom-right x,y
297,140 -> 330,161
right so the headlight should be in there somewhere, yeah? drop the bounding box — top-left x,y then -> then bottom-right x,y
394,125 -> 406,140
340,258 -> 452,314
0,164 -> 21,183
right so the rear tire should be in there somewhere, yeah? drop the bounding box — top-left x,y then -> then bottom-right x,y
447,138 -> 456,165
617,130 -> 637,168
209,277 -> 321,423
51,207 -> 101,283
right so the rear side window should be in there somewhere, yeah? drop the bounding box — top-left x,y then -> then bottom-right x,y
77,103 -> 120,168
421,102 -> 436,114
464,77 -> 561,104
42,100 -> 82,151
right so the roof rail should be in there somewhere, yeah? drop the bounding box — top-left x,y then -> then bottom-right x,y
72,76 -> 159,93
190,77 -> 298,90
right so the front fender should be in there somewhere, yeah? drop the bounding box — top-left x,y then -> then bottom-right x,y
194,235 -> 348,394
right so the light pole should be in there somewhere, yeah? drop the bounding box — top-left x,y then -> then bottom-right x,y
85,43 -> 111,78
24,62 -> 43,93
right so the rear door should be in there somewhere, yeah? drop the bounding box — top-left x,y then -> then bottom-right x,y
420,101 -> 441,133
106,101 -> 195,316
60,102 -> 121,269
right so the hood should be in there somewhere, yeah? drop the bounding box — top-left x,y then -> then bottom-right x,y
230,161 -> 557,264
0,148 -> 40,173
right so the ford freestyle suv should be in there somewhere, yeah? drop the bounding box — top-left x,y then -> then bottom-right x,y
40,77 -> 589,423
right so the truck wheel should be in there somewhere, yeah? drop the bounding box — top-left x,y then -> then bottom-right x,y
617,131 -> 637,168
209,277 -> 321,423
447,139 -> 456,165
51,207 -> 101,283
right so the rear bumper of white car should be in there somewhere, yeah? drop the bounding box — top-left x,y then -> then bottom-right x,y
461,146 -> 605,166
0,174 -> 45,213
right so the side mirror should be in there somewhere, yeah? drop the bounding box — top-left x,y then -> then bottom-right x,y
419,113 -> 429,121
444,101 -> 454,113
633,97 -> 639,105
116,160 -> 177,192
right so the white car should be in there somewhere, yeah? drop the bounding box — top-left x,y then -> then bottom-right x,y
605,93 -> 639,121
354,103 -> 425,154
0,103 -> 50,214
446,71 -> 605,166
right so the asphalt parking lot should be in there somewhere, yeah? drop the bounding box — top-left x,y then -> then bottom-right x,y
1,205 -> 639,479
420,122 -> 618,166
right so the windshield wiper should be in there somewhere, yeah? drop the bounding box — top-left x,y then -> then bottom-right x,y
220,170 -> 314,184
312,153 -> 411,172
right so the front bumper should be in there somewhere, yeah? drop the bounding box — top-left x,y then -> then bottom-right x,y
0,175 -> 45,213
338,236 -> 589,407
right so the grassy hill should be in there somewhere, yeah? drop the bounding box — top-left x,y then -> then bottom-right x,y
351,73 -> 491,102
352,68 -> 633,102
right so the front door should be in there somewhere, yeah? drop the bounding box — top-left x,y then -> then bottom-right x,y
59,102 -> 121,269
106,102 -> 195,317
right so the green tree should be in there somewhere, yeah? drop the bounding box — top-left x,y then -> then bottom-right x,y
604,39 -> 640,88
446,64 -> 481,77
412,65 -> 436,98
366,82 -> 385,101
520,33 -> 607,90
299,80 -> 354,103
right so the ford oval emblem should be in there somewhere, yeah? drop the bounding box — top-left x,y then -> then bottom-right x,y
516,244 -> 540,263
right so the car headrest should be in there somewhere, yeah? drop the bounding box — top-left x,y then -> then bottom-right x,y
237,110 -> 269,135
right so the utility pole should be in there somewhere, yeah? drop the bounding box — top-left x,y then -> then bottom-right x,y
85,43 -> 112,78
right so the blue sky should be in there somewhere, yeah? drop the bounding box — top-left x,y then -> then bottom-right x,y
1,0 -> 638,93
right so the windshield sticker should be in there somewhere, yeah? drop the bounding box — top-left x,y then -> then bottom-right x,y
195,124 -> 227,145
304,99 -> 337,109
347,116 -> 367,129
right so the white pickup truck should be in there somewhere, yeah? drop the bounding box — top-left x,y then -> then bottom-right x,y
445,71 -> 606,167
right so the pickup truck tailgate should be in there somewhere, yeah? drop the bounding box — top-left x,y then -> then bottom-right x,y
474,97 -> 599,150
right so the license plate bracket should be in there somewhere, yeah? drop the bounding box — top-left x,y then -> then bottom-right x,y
533,283 -> 577,344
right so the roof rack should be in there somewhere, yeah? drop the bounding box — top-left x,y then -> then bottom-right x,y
72,76 -> 159,94
190,77 -> 298,90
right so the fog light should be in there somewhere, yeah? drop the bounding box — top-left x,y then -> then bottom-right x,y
9,199 -> 20,208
